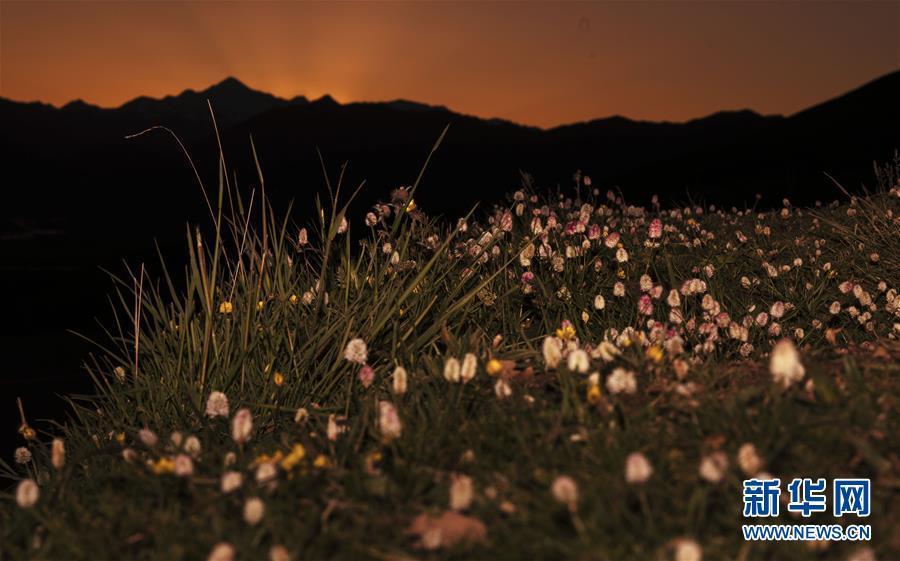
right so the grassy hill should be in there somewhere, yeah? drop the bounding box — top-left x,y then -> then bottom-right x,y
2,149 -> 899,560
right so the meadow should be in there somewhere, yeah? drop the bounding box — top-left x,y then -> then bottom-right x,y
2,145 -> 899,561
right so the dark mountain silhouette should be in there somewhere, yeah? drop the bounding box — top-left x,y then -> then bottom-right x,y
1,71 -> 898,455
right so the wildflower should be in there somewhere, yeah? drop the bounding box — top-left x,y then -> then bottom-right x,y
604,232 -> 620,248
586,382 -> 602,405
613,282 -> 626,297
232,409 -> 253,444
244,497 -> 265,525
638,294 -> 654,315
567,349 -> 590,373
327,414 -> 345,441
269,545 -> 291,561
698,451 -> 728,483
494,379 -> 512,399
206,391 -> 230,418
648,218 -> 662,238
297,228 -> 308,245
358,365 -> 375,388
378,401 -> 403,441
770,301 -> 785,319
737,443 -> 763,476
184,436 -> 201,458
556,321 -> 576,340
593,294 -> 606,310
616,248 -> 629,263
174,454 -> 194,477
625,452 -> 653,484
149,457 -> 175,475
221,471 -> 243,493
218,301 -> 233,314
673,538 -> 703,561
51,438 -> 65,470
171,432 -> 184,448
646,345 -> 664,364
208,543 -> 235,561
449,474 -> 475,511
607,368 -> 637,395
486,358 -> 504,376
313,454 -> 332,469
344,338 -> 368,365
667,289 -> 681,307
542,337 -> 563,368
443,357 -> 461,383
392,366 -> 408,394
770,339 -> 805,388
14,447 -> 31,464
273,371 -> 285,386
280,444 -> 306,471
461,353 -> 478,381
16,479 -> 39,508
256,462 -> 278,485
594,341 -> 619,362
138,428 -> 158,447
551,475 -> 579,511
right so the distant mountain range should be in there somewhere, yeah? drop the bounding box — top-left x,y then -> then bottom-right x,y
2,70 -> 898,253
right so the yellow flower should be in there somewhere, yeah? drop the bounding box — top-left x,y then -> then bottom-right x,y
289,294 -> 299,305
617,269 -> 626,279
219,301 -> 233,314
406,199 -> 417,212
251,451 -> 284,467
280,444 -> 306,471
313,454 -> 332,469
257,300 -> 265,311
556,324 -> 576,341
18,424 -> 36,441
273,371 -> 285,387
587,384 -> 602,405
398,308 -> 405,317
646,345 -> 664,364
150,457 -> 175,475
115,432 -> 126,444
486,359 -> 504,376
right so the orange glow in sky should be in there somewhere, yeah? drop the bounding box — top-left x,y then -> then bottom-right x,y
1,1 -> 898,127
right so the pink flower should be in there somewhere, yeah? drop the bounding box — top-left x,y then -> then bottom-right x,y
648,218 -> 662,239
604,232 -> 620,248
521,271 -> 534,284
638,294 -> 654,316
358,365 -> 375,388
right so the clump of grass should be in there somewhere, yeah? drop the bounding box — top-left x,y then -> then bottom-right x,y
2,136 -> 899,560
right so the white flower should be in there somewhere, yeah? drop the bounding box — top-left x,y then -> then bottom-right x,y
593,341 -> 619,362
606,368 -> 637,395
770,339 -> 805,388
551,475 -> 579,511
378,401 -> 403,440
667,289 -> 681,307
184,436 -> 201,457
567,349 -> 590,373
616,248 -> 629,263
14,447 -> 32,464
542,336 -> 563,369
392,366 -> 408,395
232,408 -> 253,444
494,378 -> 512,399
737,443 -> 763,476
138,428 -> 158,447
174,454 -> 194,477
255,463 -> 277,485
344,338 -> 368,364
244,497 -> 266,525
625,452 -> 653,484
269,545 -> 291,561
208,543 -> 235,561
443,357 -> 461,383
15,479 -> 39,508
51,438 -> 65,470
461,353 -> 478,382
449,474 -> 475,511
593,294 -> 606,310
294,407 -> 309,423
327,414 -> 342,441
673,538 -> 703,561
206,391 -> 230,418
221,471 -> 243,493
613,282 -> 626,297
698,451 -> 728,483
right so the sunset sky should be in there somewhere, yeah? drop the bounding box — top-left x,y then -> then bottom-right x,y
2,1 -> 898,128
